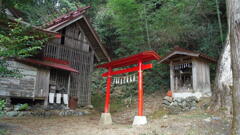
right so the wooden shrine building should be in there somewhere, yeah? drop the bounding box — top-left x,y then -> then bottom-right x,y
0,7 -> 110,107
159,47 -> 216,97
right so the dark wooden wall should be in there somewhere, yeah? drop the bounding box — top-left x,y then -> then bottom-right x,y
50,69 -> 69,91
44,22 -> 94,106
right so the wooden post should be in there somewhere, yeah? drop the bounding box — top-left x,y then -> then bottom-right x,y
67,74 -> 71,95
104,67 -> 112,113
192,59 -> 197,91
67,74 -> 71,107
170,61 -> 174,91
138,60 -> 143,116
44,71 -> 50,107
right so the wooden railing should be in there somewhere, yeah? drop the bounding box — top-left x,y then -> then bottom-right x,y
43,43 -> 91,65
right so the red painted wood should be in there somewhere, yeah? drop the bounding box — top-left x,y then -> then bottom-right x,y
43,57 -> 69,65
55,34 -> 62,38
101,64 -> 152,77
18,58 -> 78,73
138,60 -> 143,116
96,51 -> 160,69
104,67 -> 112,113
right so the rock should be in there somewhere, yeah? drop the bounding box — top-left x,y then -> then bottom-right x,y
76,112 -> 83,116
6,111 -> 19,117
17,111 -> 31,117
162,100 -> 171,106
163,115 -> 168,119
82,110 -> 90,115
170,101 -> 178,106
182,101 -> 187,108
191,106 -> 197,110
85,105 -> 94,109
203,117 -> 211,122
164,96 -> 199,113
163,96 -> 173,103
192,100 -> 197,105
168,105 -> 182,114
174,98 -> 183,103
5,106 -> 13,111
212,116 -> 221,121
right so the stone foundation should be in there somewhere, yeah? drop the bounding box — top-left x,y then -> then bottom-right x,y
162,96 -> 199,114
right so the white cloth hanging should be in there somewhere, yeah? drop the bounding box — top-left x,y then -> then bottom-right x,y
130,75 -> 133,82
133,74 -> 136,82
113,78 -> 116,84
56,93 -> 62,104
117,77 -> 119,84
63,94 -> 68,105
49,93 -> 55,104
123,76 -> 126,84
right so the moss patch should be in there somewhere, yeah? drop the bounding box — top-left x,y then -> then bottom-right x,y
0,129 -> 9,135
91,94 -> 125,113
148,109 -> 168,119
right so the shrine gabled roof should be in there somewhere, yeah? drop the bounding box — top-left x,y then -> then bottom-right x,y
96,51 -> 161,69
44,6 -> 90,31
43,6 -> 111,62
159,46 -> 216,64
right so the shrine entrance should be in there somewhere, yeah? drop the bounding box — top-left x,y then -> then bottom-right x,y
96,51 -> 160,125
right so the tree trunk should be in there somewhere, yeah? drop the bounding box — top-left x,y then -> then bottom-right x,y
227,0 -> 240,134
210,34 -> 233,114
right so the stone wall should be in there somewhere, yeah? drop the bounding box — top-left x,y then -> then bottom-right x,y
162,96 -> 199,114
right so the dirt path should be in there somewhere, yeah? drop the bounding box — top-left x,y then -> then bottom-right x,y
0,94 -> 231,135
0,109 -> 230,135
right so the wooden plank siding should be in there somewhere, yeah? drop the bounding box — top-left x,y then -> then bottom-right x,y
170,61 -> 175,91
35,68 -> 50,99
0,61 -> 37,98
192,59 -> 211,96
44,22 -> 94,106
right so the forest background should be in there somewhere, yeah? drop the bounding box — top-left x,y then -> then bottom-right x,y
0,0 -> 227,97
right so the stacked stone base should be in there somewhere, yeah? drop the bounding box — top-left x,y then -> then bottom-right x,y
162,96 -> 199,114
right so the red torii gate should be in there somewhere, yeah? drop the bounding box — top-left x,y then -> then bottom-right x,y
97,51 -> 160,125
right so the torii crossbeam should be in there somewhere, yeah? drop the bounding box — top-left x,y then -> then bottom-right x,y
96,51 -> 160,125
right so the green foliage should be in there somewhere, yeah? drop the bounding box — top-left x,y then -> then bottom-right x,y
15,0 -> 84,26
0,99 -> 5,117
1,0 -> 85,25
92,0 -> 227,93
0,60 -> 22,78
149,109 -> 168,119
91,69 -> 107,94
107,0 -> 147,56
0,129 -> 9,135
0,20 -> 49,77
91,93 -> 125,113
0,21 -> 47,58
14,103 -> 29,111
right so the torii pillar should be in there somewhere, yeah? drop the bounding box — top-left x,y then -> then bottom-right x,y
99,67 -> 113,125
132,59 -> 147,125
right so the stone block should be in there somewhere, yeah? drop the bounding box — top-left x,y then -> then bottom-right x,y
99,113 -> 112,125
132,116 -> 147,126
